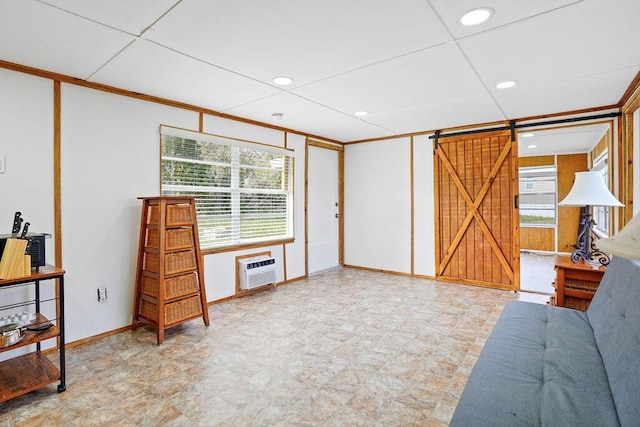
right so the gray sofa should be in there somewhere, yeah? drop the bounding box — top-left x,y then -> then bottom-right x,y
450,256 -> 640,426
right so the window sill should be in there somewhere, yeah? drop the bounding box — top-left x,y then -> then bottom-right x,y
202,238 -> 295,255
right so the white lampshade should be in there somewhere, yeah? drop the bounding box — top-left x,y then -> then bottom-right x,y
558,171 -> 624,207
598,213 -> 640,260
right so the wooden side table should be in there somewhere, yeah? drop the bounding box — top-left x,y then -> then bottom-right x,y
554,255 -> 606,311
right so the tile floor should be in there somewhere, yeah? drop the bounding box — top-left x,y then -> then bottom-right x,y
1,268 -> 541,426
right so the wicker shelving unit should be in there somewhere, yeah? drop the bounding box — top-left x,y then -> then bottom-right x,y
132,197 -> 209,344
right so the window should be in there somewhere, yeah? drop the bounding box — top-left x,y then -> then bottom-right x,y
518,166 -> 557,225
592,150 -> 609,236
160,126 -> 294,249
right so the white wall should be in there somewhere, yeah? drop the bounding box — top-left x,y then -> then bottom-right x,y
413,135 -> 436,276
0,68 -> 310,344
284,133 -> 307,280
0,69 -> 57,357
60,84 -> 198,341
0,69 -> 54,263
344,138 -> 413,273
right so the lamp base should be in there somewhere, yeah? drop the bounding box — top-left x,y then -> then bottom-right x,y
570,207 -> 610,266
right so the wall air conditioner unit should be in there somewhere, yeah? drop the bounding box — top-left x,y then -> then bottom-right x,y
238,256 -> 277,290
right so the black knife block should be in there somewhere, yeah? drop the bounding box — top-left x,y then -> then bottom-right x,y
0,233 -> 49,269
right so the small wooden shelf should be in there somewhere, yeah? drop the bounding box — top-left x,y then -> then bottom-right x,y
0,313 -> 58,354
0,265 -> 64,287
0,352 -> 60,402
0,265 -> 66,403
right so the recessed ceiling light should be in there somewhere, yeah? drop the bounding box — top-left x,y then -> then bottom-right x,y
496,80 -> 517,89
272,76 -> 294,86
527,145 -> 537,149
521,132 -> 535,138
460,8 -> 493,26
354,111 -> 369,117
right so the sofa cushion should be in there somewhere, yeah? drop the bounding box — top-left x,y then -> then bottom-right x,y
587,256 -> 640,427
450,301 -> 619,426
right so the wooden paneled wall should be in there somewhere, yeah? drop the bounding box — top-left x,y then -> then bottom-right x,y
520,227 -> 555,252
518,155 -> 555,168
557,153 -> 588,253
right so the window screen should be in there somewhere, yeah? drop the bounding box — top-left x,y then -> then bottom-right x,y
518,166 -> 557,225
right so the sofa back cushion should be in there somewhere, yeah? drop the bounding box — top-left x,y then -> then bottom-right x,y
587,256 -> 640,427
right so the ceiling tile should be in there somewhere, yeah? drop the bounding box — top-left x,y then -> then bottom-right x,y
144,0 -> 450,87
459,0 -> 640,97
292,44 -> 490,117
430,0 -> 580,39
493,67 -> 639,118
364,95 -> 506,137
90,39 -> 281,112
0,0 -> 135,79
224,93 -> 395,142
38,0 -> 179,35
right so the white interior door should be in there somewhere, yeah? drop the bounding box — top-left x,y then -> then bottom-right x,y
308,145 -> 340,274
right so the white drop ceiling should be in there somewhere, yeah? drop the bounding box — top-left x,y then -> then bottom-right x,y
1,0 -> 639,151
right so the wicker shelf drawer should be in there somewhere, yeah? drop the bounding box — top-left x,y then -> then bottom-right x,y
141,272 -> 199,301
165,250 -> 197,275
147,204 -> 194,227
143,250 -> 196,275
140,295 -> 203,327
145,228 -> 194,251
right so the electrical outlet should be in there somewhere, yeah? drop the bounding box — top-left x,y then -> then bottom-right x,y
97,287 -> 107,302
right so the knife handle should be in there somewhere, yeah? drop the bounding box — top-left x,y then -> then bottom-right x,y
24,237 -> 33,256
11,212 -> 22,235
20,222 -> 30,239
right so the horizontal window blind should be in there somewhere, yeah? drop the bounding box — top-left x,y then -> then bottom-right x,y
161,126 -> 294,249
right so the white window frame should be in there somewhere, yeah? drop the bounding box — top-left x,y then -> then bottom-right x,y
518,166 -> 558,226
592,150 -> 609,236
160,126 -> 294,250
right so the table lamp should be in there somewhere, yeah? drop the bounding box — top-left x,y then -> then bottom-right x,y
558,171 -> 624,266
598,213 -> 640,260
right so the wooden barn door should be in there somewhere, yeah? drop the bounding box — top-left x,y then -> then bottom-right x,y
434,130 -> 520,291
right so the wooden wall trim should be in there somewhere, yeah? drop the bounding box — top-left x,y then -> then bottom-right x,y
307,139 -> 344,151
53,80 -> 62,268
410,137 -> 415,275
619,70 -> 640,108
0,58 -> 343,146
338,150 -> 344,266
304,139 -> 309,277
